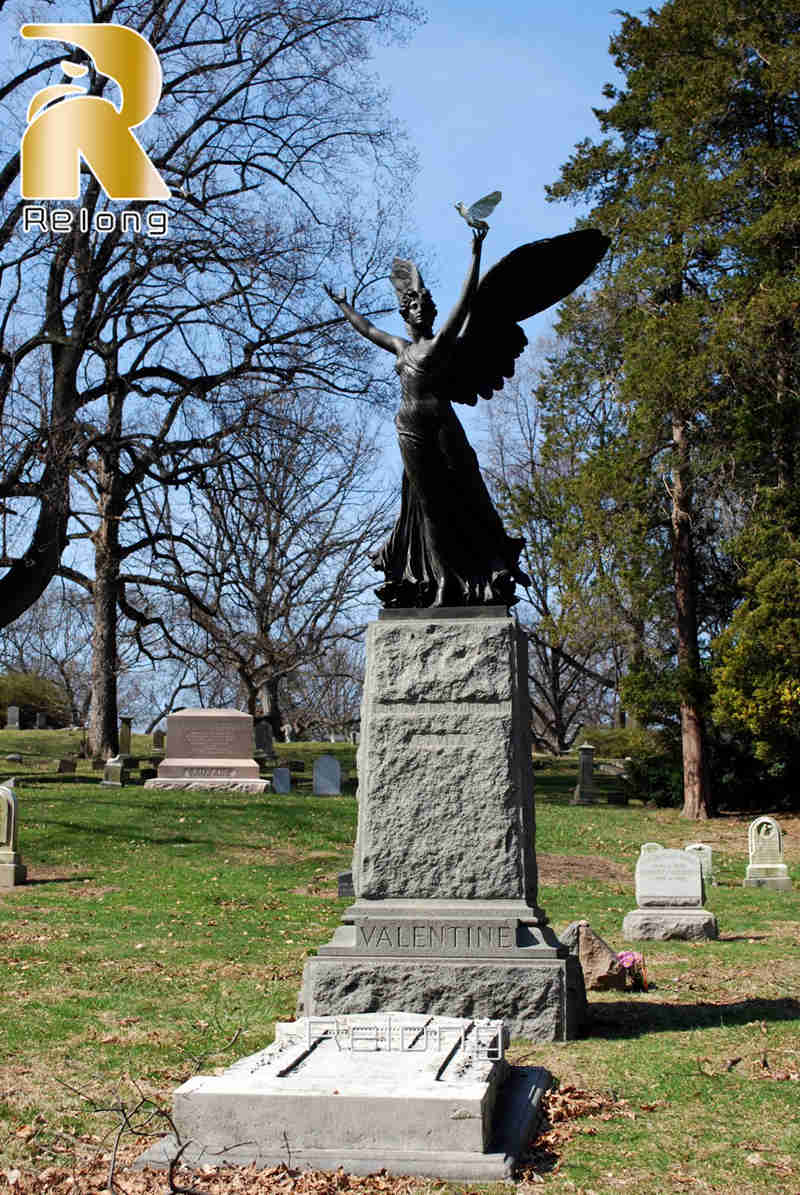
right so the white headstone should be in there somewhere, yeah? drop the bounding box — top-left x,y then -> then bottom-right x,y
313,753 -> 341,795
640,842 -> 664,854
636,848 -> 703,908
0,781 -> 26,887
744,816 -> 792,890
684,842 -> 714,884
622,845 -> 718,941
271,766 -> 290,794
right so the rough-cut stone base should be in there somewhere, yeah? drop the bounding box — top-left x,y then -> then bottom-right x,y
622,907 -> 718,941
144,778 -> 268,793
301,955 -> 585,1042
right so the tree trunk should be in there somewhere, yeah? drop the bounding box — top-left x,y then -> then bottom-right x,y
671,417 -> 710,819
88,437 -> 124,759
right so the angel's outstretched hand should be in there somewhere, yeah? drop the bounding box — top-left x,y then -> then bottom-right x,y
324,283 -> 348,305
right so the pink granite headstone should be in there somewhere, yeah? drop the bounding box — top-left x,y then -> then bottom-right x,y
145,709 -> 267,792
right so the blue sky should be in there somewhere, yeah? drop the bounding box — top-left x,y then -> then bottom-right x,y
365,0 -> 631,443
370,0 -> 629,339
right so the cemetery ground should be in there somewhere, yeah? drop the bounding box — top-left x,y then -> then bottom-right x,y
0,736 -> 798,1195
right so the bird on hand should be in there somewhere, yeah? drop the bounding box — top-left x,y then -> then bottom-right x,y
454,190 -> 502,231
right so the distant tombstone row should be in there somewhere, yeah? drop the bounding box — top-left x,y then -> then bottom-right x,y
0,781 -> 26,887
5,706 -> 54,730
270,754 -> 342,795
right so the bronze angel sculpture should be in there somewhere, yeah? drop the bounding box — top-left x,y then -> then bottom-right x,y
325,224 -> 609,608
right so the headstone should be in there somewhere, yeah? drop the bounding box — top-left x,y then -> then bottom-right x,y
35,712 -> 47,729
102,756 -> 131,787
623,847 -> 717,940
57,758 -> 76,774
684,842 -> 715,885
253,717 -> 273,757
560,920 -> 626,991
5,754 -> 22,763
313,753 -> 341,796
145,709 -> 268,793
271,766 -> 290,794
6,706 -> 20,730
136,1013 -> 550,1183
118,716 -> 133,756
744,816 -> 792,890
153,728 -> 165,751
570,742 -> 596,804
301,609 -> 585,1042
640,842 -> 664,854
91,757 -> 104,771
0,781 -> 27,886
338,870 -> 355,899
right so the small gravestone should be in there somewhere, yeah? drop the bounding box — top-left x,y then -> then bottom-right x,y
313,753 -> 341,796
685,842 -> 715,886
136,1013 -> 549,1182
145,709 -> 267,793
35,712 -> 47,729
0,781 -> 26,887
91,757 -> 104,771
57,758 -> 76,774
153,728 -> 165,751
253,717 -> 273,757
5,754 -> 22,763
744,816 -> 792,890
570,742 -> 596,804
102,756 -> 131,787
118,716 -> 133,757
338,869 -> 355,898
623,846 -> 717,940
271,766 -> 290,794
640,842 -> 663,854
6,706 -> 20,730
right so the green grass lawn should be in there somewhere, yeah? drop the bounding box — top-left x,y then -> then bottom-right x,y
1,740 -> 798,1194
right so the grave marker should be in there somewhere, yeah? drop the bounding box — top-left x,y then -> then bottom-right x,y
0,781 -> 26,887
570,742 -> 596,804
5,706 -> 20,730
145,709 -> 268,793
684,842 -> 715,885
744,816 -> 792,890
623,846 -> 717,940
313,753 -> 341,795
271,766 -> 290,794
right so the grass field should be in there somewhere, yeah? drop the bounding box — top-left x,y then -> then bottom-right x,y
1,731 -> 798,1194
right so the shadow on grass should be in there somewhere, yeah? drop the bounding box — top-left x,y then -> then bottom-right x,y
589,995 -> 800,1037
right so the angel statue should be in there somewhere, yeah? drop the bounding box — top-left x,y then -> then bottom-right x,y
324,223 -> 609,608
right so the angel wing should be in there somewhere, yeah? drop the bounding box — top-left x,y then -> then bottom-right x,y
465,190 -> 502,222
442,228 -> 610,406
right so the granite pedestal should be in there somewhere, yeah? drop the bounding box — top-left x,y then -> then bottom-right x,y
300,609 -> 585,1041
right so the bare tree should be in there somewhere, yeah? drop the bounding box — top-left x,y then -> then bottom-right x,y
120,391 -> 390,733
0,0 -> 419,755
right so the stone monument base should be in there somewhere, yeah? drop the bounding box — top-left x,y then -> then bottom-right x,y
300,900 -> 586,1042
135,1014 -> 551,1182
622,907 -> 718,941
145,778 -> 268,793
743,864 -> 792,891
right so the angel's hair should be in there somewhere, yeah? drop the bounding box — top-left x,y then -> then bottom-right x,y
390,258 -> 436,322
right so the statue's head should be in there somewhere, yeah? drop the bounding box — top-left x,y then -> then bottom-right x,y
390,258 -> 436,337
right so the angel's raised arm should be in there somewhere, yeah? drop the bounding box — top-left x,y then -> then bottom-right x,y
324,285 -> 405,355
433,228 -> 486,348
